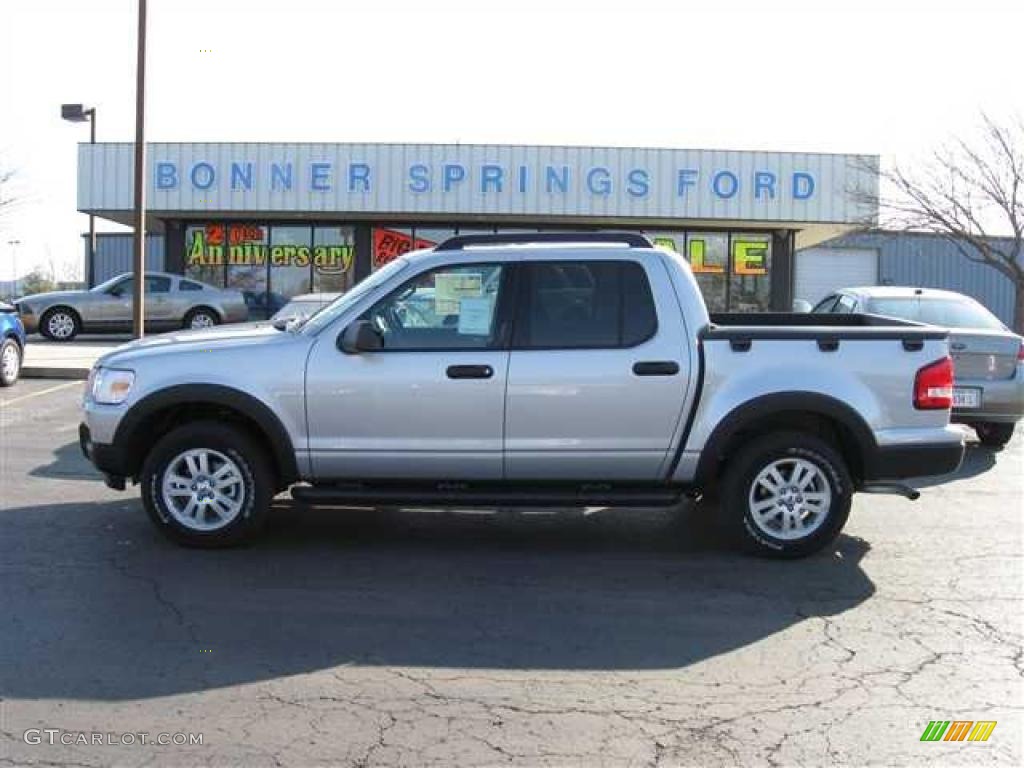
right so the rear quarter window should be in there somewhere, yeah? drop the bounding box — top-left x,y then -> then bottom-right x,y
179,280 -> 204,292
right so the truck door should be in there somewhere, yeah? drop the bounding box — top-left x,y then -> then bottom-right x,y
504,255 -> 690,481
304,262 -> 512,480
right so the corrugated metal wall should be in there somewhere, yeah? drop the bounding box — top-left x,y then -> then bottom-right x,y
802,232 -> 1018,326
85,234 -> 166,285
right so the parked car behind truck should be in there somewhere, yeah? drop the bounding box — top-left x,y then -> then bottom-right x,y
16,272 -> 248,341
79,233 -> 965,558
813,286 -> 1024,447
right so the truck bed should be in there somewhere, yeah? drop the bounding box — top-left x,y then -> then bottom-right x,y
705,312 -> 947,342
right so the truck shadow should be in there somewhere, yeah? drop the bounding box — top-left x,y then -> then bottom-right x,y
0,498 -> 875,702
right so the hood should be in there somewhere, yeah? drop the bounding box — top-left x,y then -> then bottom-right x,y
17,289 -> 86,305
97,322 -> 299,367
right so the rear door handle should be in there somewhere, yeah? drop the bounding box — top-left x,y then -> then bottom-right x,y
632,361 -> 680,376
446,364 -> 494,379
950,342 -> 967,351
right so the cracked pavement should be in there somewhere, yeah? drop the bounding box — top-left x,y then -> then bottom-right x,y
1,379 -> 1021,766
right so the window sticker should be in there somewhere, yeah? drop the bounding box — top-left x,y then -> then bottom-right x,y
457,297 -> 493,335
434,272 -> 482,315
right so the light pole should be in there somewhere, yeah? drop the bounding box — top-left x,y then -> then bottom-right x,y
60,103 -> 97,288
131,0 -> 148,339
6,239 -> 20,296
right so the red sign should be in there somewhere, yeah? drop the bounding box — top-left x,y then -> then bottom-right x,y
372,228 -> 436,269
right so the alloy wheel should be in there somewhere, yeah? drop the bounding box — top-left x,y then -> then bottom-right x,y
747,457 -> 832,540
47,311 -> 75,339
189,312 -> 215,329
1,342 -> 19,381
161,448 -> 246,532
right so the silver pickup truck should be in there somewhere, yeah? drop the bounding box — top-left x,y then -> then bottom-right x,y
79,233 -> 965,557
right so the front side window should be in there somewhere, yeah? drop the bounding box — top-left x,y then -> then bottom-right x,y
513,260 -> 657,349
363,263 -> 505,350
146,276 -> 171,294
812,295 -> 839,313
834,295 -> 858,314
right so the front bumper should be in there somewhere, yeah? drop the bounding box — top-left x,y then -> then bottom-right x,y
19,313 -> 38,335
79,423 -> 128,490
951,368 -> 1024,425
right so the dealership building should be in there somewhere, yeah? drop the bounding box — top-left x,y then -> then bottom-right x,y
78,142 -> 878,318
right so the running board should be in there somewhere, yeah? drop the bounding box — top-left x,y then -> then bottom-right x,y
860,482 -> 921,500
290,482 -> 684,508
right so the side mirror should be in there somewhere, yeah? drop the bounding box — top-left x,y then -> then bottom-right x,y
792,299 -> 813,314
338,320 -> 383,354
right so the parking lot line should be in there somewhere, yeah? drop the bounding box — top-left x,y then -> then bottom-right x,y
0,381 -> 81,408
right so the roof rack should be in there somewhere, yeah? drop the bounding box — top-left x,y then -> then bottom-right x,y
434,231 -> 654,251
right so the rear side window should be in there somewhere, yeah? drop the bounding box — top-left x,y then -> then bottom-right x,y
179,280 -> 204,292
513,261 -> 657,349
834,295 -> 858,314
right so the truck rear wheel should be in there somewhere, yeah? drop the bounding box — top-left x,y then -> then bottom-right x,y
140,421 -> 272,547
720,431 -> 851,559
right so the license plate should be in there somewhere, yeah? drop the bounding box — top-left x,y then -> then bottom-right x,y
952,387 -> 981,408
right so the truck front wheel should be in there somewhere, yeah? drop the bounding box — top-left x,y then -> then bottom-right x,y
720,431 -> 852,559
140,421 -> 272,547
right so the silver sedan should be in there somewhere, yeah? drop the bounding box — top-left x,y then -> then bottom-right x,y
16,272 -> 248,341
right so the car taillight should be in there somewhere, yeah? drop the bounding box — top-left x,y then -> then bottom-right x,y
914,356 -> 954,410
1017,340 -> 1024,361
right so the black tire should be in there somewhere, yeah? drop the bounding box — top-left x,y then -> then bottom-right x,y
183,307 -> 220,330
974,422 -> 1015,449
40,307 -> 81,341
719,431 -> 852,559
140,421 -> 273,548
0,338 -> 21,386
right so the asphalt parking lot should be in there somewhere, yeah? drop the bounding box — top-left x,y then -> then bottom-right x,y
1,379 -> 1021,767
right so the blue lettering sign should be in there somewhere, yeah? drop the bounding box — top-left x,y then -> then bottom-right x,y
627,169 -> 649,198
349,163 -> 370,192
754,171 -> 776,199
271,163 -> 293,191
677,169 -> 698,196
586,167 -> 611,195
546,166 -> 569,194
793,172 -> 815,200
481,164 -> 503,193
712,170 -> 738,199
408,164 -> 430,193
310,163 -> 332,191
443,164 -> 466,192
190,162 -> 216,191
155,162 -> 178,190
230,162 -> 253,191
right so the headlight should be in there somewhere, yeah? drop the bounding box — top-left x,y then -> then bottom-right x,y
89,367 -> 135,405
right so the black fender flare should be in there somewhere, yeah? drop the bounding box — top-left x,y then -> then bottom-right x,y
113,384 -> 299,482
693,391 -> 877,487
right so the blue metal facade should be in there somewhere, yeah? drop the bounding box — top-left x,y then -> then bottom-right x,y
808,231 -> 1019,327
83,234 -> 165,285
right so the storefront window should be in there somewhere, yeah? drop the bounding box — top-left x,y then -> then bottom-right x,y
372,227 -> 416,270
185,224 -> 226,287
313,226 -> 356,293
686,233 -> 728,312
269,225 -> 312,315
729,235 -> 772,312
224,224 -> 270,320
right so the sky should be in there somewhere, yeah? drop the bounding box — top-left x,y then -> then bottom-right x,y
0,0 -> 1021,281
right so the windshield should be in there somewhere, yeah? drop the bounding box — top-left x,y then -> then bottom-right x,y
298,258 -> 410,334
90,275 -> 127,293
868,297 -> 1006,330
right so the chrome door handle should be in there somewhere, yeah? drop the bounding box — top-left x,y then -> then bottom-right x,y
950,342 -> 967,351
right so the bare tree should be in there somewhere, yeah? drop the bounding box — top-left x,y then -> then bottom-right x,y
0,156 -> 19,226
854,114 -> 1024,333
